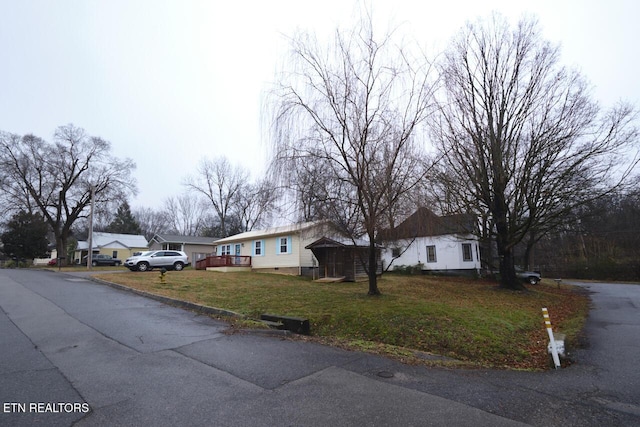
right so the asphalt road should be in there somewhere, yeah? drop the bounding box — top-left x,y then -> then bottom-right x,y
0,270 -> 638,426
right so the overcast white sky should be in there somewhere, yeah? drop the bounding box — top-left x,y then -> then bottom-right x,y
1,0 -> 638,210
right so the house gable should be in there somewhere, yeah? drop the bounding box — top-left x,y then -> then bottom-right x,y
378,207 -> 476,241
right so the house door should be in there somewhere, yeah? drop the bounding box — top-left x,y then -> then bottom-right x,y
234,244 -> 241,265
327,250 -> 341,277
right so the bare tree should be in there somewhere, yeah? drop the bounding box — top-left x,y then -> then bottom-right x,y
235,178 -> 278,232
134,207 -> 170,241
162,195 -> 207,236
184,156 -> 247,237
269,11 -> 436,295
286,161 -> 331,222
0,124 -> 137,264
431,14 -> 638,289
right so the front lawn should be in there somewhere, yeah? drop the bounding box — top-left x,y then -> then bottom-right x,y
95,270 -> 589,370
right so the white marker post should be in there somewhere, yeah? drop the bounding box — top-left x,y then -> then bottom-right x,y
542,307 -> 561,369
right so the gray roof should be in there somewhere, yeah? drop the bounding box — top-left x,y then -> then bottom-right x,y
151,234 -> 219,245
306,236 -> 380,249
215,221 -> 323,244
77,232 -> 148,250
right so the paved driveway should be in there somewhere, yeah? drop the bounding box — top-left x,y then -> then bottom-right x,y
1,270 -> 638,426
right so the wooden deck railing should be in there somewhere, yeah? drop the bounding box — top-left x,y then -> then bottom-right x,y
195,255 -> 252,270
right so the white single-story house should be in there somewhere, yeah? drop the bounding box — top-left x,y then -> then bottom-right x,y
211,221 -> 331,275
379,207 -> 481,274
75,232 -> 148,264
148,234 -> 219,266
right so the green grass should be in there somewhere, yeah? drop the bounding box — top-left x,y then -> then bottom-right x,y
95,270 -> 589,370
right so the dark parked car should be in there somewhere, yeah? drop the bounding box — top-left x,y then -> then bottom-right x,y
82,254 -> 122,267
490,268 -> 542,285
516,268 -> 541,285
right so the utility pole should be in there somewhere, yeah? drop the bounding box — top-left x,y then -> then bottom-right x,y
87,186 -> 94,270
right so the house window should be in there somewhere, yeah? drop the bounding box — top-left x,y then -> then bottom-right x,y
254,240 -> 262,256
163,243 -> 182,251
426,245 -> 437,263
112,251 -> 118,259
221,244 -> 231,256
277,236 -> 291,255
391,247 -> 401,258
462,243 -> 473,262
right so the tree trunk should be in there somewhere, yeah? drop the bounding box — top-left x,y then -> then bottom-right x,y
524,234 -> 536,271
494,205 -> 525,290
367,239 -> 380,296
60,234 -> 69,266
498,246 -> 525,290
56,235 -> 65,266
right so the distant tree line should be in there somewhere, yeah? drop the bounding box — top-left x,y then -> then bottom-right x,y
530,187 -> 640,281
86,156 -> 278,241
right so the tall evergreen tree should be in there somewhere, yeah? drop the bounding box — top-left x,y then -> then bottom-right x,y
1,211 -> 50,260
107,201 -> 142,235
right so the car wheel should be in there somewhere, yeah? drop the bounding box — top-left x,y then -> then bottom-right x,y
173,261 -> 184,271
92,261 -> 98,267
115,261 -> 121,266
529,276 -> 539,285
137,262 -> 150,272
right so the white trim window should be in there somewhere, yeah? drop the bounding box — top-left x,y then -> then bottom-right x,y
276,236 -> 292,255
426,245 -> 437,263
462,243 -> 473,262
220,244 -> 232,256
253,240 -> 265,256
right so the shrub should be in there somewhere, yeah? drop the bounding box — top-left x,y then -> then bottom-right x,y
392,263 -> 424,275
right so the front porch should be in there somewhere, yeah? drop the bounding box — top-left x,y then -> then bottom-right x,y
195,255 -> 252,272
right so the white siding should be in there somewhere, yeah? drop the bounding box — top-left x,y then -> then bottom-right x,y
383,234 -> 480,271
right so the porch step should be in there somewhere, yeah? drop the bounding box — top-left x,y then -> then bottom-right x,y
314,276 -> 346,283
205,266 -> 252,273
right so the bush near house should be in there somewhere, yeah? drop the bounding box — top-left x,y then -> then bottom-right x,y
95,271 -> 589,370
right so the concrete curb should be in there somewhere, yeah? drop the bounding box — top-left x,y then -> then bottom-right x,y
88,276 -> 246,320
86,276 -> 297,337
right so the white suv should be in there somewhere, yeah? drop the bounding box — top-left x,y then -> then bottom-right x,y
124,250 -> 189,272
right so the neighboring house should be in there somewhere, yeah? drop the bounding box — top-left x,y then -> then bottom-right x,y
211,221 -> 331,276
148,234 -> 219,266
33,244 -> 57,265
305,236 -> 382,282
75,232 -> 148,264
378,207 -> 481,275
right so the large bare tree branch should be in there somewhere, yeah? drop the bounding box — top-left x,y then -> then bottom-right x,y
431,13 -> 639,289
268,10 -> 436,295
0,124 -> 137,264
